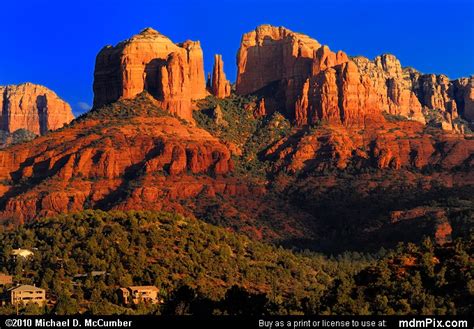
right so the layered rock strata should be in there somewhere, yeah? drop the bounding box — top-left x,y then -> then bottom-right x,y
0,83 -> 74,135
93,28 -> 207,121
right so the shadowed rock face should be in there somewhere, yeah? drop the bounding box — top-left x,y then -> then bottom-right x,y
0,83 -> 74,135
265,120 -> 474,174
236,25 -> 474,128
93,28 -> 207,122
463,78 -> 474,120
236,25 -> 321,118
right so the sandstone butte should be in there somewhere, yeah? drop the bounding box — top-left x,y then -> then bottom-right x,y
93,27 -> 208,122
0,82 -> 74,135
236,25 -> 474,129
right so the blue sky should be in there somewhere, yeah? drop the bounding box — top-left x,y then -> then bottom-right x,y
1,0 -> 473,116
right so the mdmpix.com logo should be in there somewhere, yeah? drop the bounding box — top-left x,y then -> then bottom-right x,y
399,318 -> 469,328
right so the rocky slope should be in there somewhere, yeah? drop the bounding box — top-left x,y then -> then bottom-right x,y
193,95 -> 473,251
265,120 -> 474,174
0,82 -> 74,135
236,25 -> 474,130
0,94 -> 238,224
93,28 -> 207,122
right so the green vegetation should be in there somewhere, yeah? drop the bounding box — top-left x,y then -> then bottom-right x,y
74,92 -> 185,124
194,95 -> 258,146
0,210 -> 471,315
0,129 -> 37,149
194,95 -> 292,179
382,111 -> 409,122
11,129 -> 37,144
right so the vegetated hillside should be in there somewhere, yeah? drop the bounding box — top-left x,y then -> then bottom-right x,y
0,91 -> 471,253
0,210 -> 471,315
0,93 -> 242,224
192,95 -> 473,252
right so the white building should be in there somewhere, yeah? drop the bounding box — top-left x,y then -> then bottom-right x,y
11,249 -> 34,259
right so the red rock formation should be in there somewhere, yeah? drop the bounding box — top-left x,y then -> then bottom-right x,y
236,25 -> 473,127
312,45 -> 349,75
352,54 -> 424,123
0,96 -> 237,223
454,76 -> 474,121
265,120 -> 474,174
409,72 -> 474,124
236,25 -> 321,117
254,98 -> 267,118
93,27 -> 207,121
235,26 -> 424,126
295,80 -> 310,125
0,83 -> 74,135
412,74 -> 452,110
236,25 -> 321,95
210,54 -> 231,98
296,60 -> 383,126
463,78 -> 474,120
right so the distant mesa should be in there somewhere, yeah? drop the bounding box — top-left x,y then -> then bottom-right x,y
0,82 -> 74,136
93,27 -> 208,122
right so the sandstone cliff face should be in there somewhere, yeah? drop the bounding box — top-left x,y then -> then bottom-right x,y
462,77 -> 474,120
294,52 -> 386,126
235,26 -> 425,126
353,54 -> 425,123
236,25 -> 321,95
210,54 -> 231,98
453,76 -> 474,121
412,74 -> 453,112
0,83 -> 74,135
236,25 -> 321,117
93,28 -> 207,121
311,45 -> 349,75
236,25 -> 473,127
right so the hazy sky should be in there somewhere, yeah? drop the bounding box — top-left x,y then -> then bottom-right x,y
1,0 -> 473,116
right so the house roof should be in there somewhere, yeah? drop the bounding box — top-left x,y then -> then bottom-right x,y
8,285 -> 44,292
128,286 -> 159,291
11,249 -> 34,257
